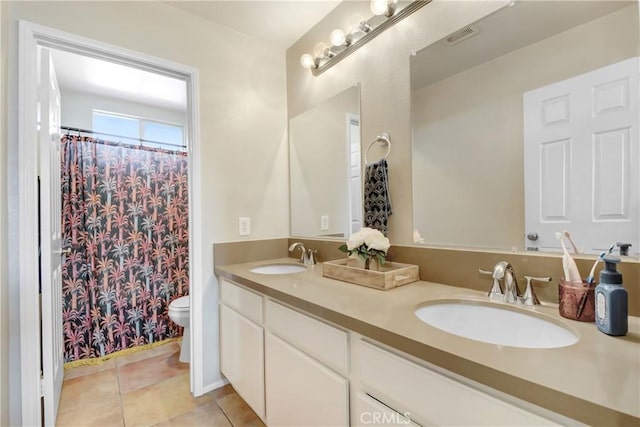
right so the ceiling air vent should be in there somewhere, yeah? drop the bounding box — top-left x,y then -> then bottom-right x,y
445,25 -> 480,45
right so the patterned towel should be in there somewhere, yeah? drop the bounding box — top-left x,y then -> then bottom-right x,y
364,159 -> 392,236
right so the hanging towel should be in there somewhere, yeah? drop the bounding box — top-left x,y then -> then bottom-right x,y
364,159 -> 392,236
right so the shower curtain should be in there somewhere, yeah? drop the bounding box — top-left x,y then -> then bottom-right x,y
61,135 -> 189,362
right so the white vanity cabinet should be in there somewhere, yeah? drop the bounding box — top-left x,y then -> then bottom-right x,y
219,280 -> 349,426
219,280 -> 265,420
218,277 -> 571,427
264,300 -> 349,427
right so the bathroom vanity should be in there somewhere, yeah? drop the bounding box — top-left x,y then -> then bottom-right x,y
216,259 -> 639,426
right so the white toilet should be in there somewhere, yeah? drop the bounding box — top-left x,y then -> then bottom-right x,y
168,295 -> 190,363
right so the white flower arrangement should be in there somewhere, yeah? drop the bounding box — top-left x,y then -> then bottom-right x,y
339,227 -> 390,270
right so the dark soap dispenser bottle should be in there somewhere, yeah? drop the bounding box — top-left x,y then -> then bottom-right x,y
595,256 -> 627,336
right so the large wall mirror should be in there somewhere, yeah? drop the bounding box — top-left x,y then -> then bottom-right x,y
411,1 -> 639,255
290,85 -> 361,238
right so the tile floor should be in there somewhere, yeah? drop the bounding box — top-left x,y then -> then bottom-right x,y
57,341 -> 265,427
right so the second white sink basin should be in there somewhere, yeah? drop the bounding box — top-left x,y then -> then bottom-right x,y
415,300 -> 578,349
249,264 -> 307,275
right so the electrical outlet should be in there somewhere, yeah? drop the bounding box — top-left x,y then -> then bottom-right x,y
238,217 -> 250,236
320,215 -> 329,231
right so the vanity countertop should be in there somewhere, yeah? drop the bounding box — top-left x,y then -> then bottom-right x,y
215,258 -> 640,425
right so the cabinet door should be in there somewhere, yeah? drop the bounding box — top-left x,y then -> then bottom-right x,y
220,304 -> 265,419
265,332 -> 349,427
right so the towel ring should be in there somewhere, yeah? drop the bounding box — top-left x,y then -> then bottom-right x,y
364,133 -> 391,165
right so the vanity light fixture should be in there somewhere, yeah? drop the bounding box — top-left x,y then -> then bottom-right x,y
299,0 -> 430,76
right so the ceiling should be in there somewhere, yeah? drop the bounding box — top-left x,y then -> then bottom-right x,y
411,0 -> 634,90
50,49 -> 188,111
167,0 -> 340,48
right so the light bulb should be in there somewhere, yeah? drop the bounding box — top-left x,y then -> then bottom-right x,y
314,42 -> 329,58
370,0 -> 396,17
300,53 -> 315,69
370,0 -> 389,16
330,29 -> 347,47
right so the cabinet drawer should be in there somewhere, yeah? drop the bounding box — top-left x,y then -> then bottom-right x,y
265,299 -> 349,374
353,340 -> 558,426
221,279 -> 263,323
352,392 -> 419,427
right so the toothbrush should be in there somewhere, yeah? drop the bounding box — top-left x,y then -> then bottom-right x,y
578,244 -> 615,319
563,230 -> 580,254
585,251 -> 606,284
585,244 -> 615,284
555,232 -> 581,282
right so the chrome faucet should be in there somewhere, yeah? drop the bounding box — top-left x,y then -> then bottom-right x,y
479,261 -> 521,303
289,242 -> 317,265
480,262 -> 550,305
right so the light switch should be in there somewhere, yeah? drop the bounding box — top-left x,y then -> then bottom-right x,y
239,217 -> 250,236
321,215 -> 329,231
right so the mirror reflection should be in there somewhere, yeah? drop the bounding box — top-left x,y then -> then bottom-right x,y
290,85 -> 361,238
411,1 -> 639,255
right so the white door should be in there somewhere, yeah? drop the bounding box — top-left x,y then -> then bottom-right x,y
524,57 -> 639,254
39,47 -> 64,425
348,115 -> 362,235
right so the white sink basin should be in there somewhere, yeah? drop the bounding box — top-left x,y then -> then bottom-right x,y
415,300 -> 578,349
249,264 -> 307,275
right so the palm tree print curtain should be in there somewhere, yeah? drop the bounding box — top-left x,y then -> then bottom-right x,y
61,135 -> 189,362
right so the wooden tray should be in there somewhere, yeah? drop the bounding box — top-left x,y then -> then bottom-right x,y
322,258 -> 419,290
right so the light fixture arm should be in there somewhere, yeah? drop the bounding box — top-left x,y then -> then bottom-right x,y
310,0 -> 431,76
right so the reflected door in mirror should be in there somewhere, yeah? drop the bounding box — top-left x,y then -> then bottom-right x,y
524,57 -> 639,254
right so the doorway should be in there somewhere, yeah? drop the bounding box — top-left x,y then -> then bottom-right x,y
18,21 -> 202,426
52,47 -> 190,364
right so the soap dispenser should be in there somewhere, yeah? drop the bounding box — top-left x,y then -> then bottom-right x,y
595,256 -> 627,336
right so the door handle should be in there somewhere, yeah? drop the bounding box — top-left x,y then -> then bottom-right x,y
53,248 -> 71,255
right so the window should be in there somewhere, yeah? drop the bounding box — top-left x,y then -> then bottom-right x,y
92,111 -> 185,151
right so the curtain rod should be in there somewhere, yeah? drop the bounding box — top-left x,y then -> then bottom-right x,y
60,125 -> 185,149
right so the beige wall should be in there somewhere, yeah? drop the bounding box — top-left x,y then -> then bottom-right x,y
0,1 -> 8,425
287,0 -> 510,245
290,86 -> 359,237
412,5 -> 639,250
4,1 -> 287,422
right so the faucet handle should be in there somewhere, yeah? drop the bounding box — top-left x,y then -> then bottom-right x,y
521,276 -> 551,306
479,268 -> 503,299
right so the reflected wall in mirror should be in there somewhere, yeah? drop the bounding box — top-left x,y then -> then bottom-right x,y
411,1 -> 639,255
290,85 -> 361,238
